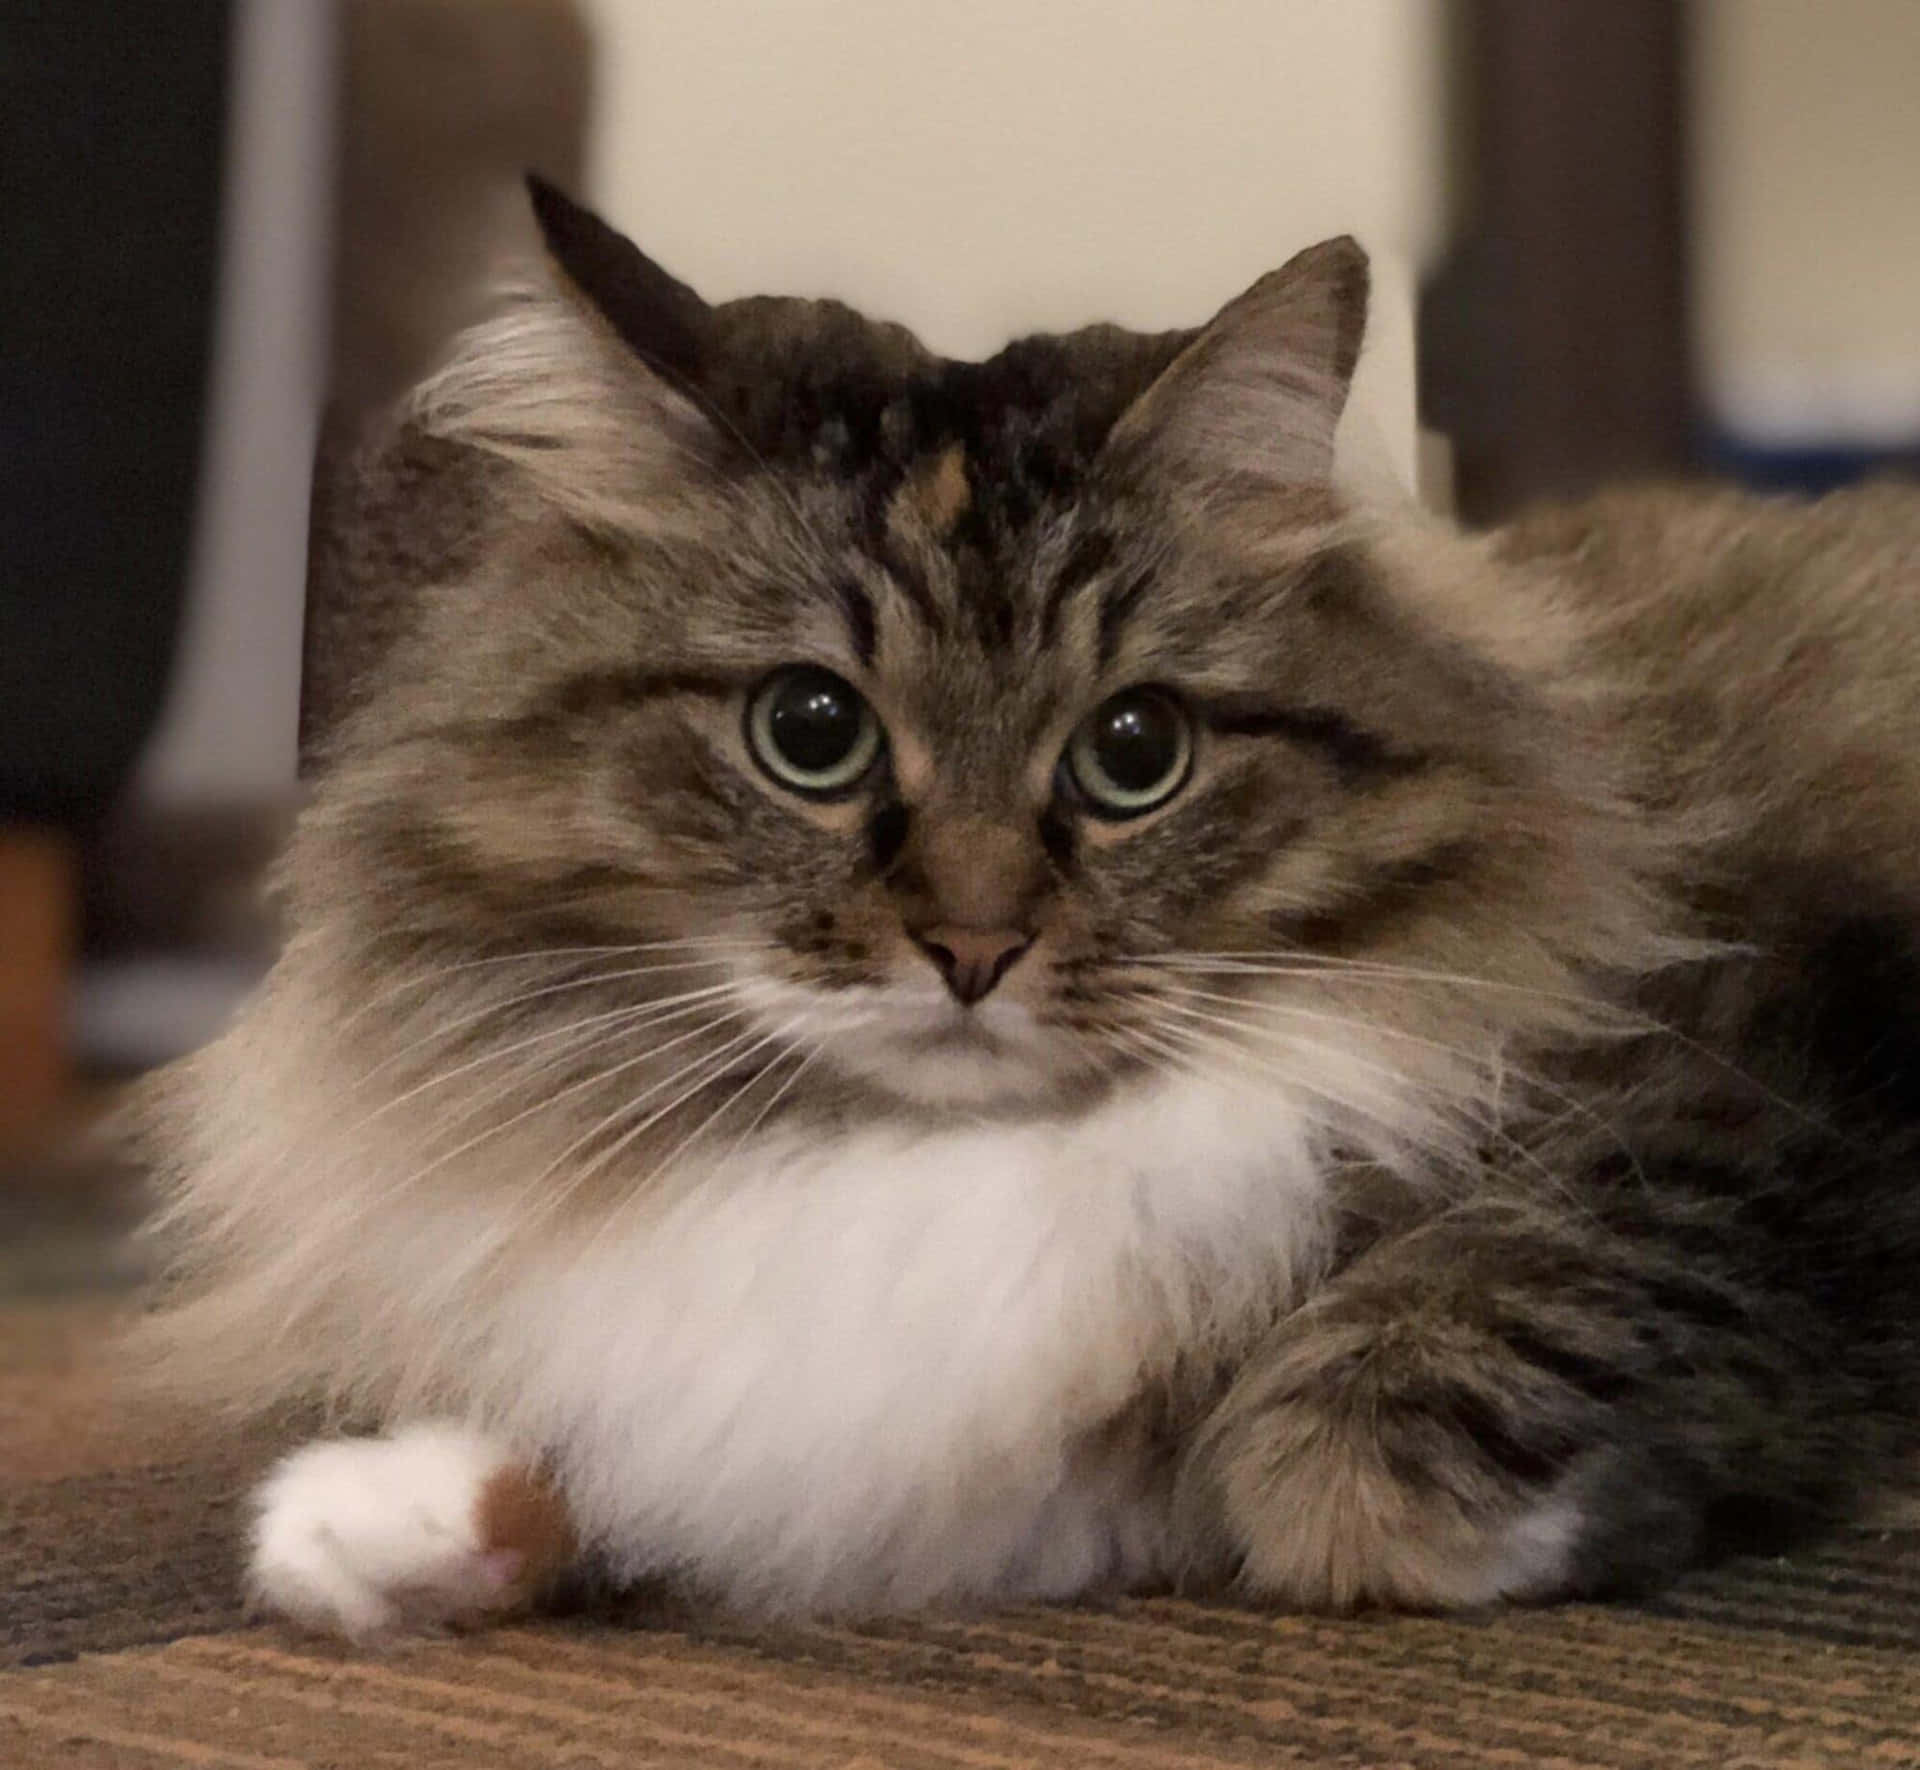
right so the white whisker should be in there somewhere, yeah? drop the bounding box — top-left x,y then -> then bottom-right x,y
350,964 -> 750,1093
374,1005 -> 751,1214
726,1037 -> 830,1155
1127,952 -> 1630,1021
1139,954 -> 1821,1130
342,983 -> 743,1139
622,1020 -> 811,1198
1152,990 -> 1478,1097
377,993 -> 743,1175
499,1028 -> 802,1263
333,936 -> 767,1034
508,1020 -> 781,1232
1146,988 -> 1635,1201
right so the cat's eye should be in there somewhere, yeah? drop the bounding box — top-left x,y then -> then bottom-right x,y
1065,688 -> 1193,818
746,666 -> 883,796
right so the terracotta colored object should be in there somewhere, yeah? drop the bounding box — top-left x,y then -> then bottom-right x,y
0,830 -> 73,1149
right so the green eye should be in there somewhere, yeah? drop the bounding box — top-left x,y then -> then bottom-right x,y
1066,687 -> 1193,818
746,666 -> 883,796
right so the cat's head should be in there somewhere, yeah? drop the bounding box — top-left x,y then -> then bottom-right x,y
304,181 -> 1628,1126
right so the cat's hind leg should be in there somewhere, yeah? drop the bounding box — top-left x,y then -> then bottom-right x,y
1170,1203 -> 1731,1610
248,1423 -> 575,1638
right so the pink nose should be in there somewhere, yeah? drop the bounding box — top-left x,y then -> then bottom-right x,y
912,925 -> 1032,1006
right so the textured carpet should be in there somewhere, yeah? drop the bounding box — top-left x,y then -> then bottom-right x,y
4,1302 -> 1918,1768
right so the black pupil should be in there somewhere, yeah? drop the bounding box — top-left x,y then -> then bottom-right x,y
1093,694 -> 1180,794
770,671 -> 862,774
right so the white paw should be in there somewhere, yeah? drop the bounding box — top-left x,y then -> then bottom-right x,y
248,1423 -> 527,1638
1444,1489 -> 1587,1607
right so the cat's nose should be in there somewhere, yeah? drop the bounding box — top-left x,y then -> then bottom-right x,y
912,925 -> 1032,1006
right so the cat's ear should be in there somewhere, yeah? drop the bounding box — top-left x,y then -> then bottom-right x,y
406,178 -> 724,533
1107,236 -> 1368,488
523,174 -> 712,387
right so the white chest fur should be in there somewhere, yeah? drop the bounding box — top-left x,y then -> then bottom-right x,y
470,1067 -> 1333,1610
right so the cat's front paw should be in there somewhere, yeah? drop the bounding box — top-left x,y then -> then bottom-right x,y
248,1423 -> 574,1639
1174,1321 -> 1606,1611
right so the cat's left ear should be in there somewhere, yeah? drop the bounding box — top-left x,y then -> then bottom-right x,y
1107,236 -> 1368,488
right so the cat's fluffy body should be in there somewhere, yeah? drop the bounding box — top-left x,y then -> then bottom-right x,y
141,183 -> 1920,1635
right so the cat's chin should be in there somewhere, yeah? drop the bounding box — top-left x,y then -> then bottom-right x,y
848,1036 -> 1074,1111
737,972 -> 1101,1112
839,1013 -> 1099,1111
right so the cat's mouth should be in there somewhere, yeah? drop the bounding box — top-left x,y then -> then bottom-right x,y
733,965 -> 1091,1109
898,1016 -> 1003,1055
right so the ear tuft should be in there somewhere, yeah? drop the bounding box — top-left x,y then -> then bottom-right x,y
1108,234 -> 1371,488
404,202 -> 725,535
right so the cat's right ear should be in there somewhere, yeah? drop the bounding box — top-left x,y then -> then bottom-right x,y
523,174 -> 711,387
405,177 -> 724,533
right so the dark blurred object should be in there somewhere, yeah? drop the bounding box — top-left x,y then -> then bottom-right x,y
329,0 -> 592,415
55,0 -> 591,1089
301,0 -> 591,766
1705,442 -> 1920,499
1421,0 -> 1694,523
3,4 -> 230,1140
81,805 -> 291,961
1,2 -> 232,824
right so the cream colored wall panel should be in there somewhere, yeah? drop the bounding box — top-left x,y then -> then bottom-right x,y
581,0 -> 1444,492
1694,0 -> 1920,445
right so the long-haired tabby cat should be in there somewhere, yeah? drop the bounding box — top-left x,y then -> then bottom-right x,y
140,178 -> 1920,1636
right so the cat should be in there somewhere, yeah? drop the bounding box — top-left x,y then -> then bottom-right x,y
137,176 -> 1920,1637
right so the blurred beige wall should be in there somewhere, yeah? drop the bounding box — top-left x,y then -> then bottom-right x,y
578,0 -> 1448,493
1694,0 -> 1920,446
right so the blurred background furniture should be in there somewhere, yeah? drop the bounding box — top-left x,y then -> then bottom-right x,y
60,0 -> 593,1108
3,0 -> 588,1184
1421,0 -> 1692,521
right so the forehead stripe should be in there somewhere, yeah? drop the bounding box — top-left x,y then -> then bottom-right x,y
524,666 -> 735,719
832,577 -> 878,667
1202,700 -> 1431,787
1095,566 -> 1155,669
873,530 -> 947,637
1039,528 -> 1116,643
